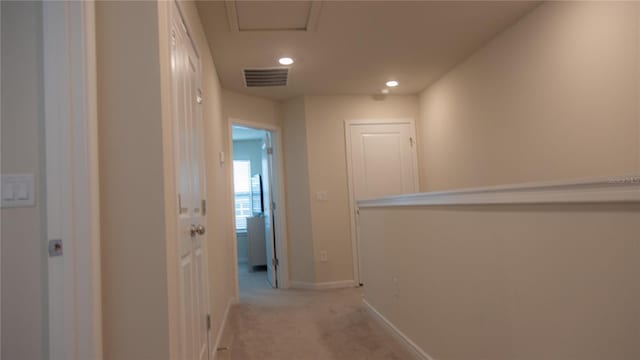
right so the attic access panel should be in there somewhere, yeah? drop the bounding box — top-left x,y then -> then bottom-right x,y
226,0 -> 322,32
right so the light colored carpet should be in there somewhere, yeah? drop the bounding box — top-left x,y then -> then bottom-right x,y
218,264 -> 415,360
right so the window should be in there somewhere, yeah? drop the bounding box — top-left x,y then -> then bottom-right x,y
233,160 -> 252,231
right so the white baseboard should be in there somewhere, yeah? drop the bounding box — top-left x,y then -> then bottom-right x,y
211,296 -> 236,360
363,299 -> 435,360
290,280 -> 357,290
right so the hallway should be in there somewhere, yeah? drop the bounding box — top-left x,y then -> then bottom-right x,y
218,268 -> 414,360
4,2 -> 640,359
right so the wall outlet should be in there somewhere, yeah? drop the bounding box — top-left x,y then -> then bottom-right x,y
316,191 -> 328,201
320,250 -> 328,262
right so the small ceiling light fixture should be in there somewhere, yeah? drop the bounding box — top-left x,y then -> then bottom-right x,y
278,57 -> 294,65
386,80 -> 399,87
381,88 -> 390,94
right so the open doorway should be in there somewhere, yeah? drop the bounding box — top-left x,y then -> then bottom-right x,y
230,123 -> 288,294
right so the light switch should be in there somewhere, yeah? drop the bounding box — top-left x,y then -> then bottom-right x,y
1,174 -> 35,208
2,183 -> 15,201
16,182 -> 29,200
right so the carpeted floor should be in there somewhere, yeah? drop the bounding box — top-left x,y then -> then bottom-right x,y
217,264 -> 415,360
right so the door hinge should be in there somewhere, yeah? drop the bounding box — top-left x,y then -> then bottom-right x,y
206,314 -> 211,331
171,30 -> 176,47
272,258 -> 279,268
409,137 -> 414,147
356,208 -> 360,216
178,194 -> 185,214
272,201 -> 276,211
267,147 -> 273,155
201,199 -> 207,216
196,89 -> 203,104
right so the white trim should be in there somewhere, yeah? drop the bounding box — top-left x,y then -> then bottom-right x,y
358,175 -> 640,208
211,296 -> 236,359
306,0 -> 323,32
0,4 -> 3,358
344,118 -> 419,285
637,3 -> 640,172
345,118 -> 416,126
43,2 -> 102,360
224,0 -> 321,32
290,280 -> 357,290
363,300 -> 434,360
227,124 -> 241,300
228,119 -> 291,290
0,3 -> 3,357
224,0 -> 239,32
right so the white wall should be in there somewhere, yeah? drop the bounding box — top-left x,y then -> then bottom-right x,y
360,203 -> 640,360
1,2 -> 48,359
96,2 -> 172,358
282,97 -> 315,283
419,1 -> 640,191
223,89 -> 282,129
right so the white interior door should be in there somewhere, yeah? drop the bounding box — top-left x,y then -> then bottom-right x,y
346,120 -> 419,283
171,4 -> 210,360
262,132 -> 277,287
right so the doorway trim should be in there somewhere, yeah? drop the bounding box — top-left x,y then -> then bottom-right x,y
227,119 -> 290,294
43,1 -> 102,360
344,118 -> 419,285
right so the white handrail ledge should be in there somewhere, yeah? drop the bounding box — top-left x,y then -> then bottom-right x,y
357,175 -> 640,208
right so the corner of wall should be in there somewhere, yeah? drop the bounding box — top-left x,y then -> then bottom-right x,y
96,2 -> 172,358
282,96 -> 316,283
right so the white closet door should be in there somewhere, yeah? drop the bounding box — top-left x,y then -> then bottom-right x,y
346,120 -> 419,284
171,3 -> 210,359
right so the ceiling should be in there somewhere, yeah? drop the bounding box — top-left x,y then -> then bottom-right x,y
232,126 -> 267,141
196,1 -> 539,100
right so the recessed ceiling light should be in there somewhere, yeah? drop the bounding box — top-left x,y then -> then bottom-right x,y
278,57 -> 294,65
386,80 -> 399,87
381,89 -> 390,94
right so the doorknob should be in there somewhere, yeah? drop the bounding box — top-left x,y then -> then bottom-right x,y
191,224 -> 206,236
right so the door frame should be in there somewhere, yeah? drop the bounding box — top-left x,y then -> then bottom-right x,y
43,1 -> 102,359
344,118 -> 419,285
227,119 -> 290,293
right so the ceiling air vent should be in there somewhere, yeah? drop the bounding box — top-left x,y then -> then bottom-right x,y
243,68 -> 289,87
